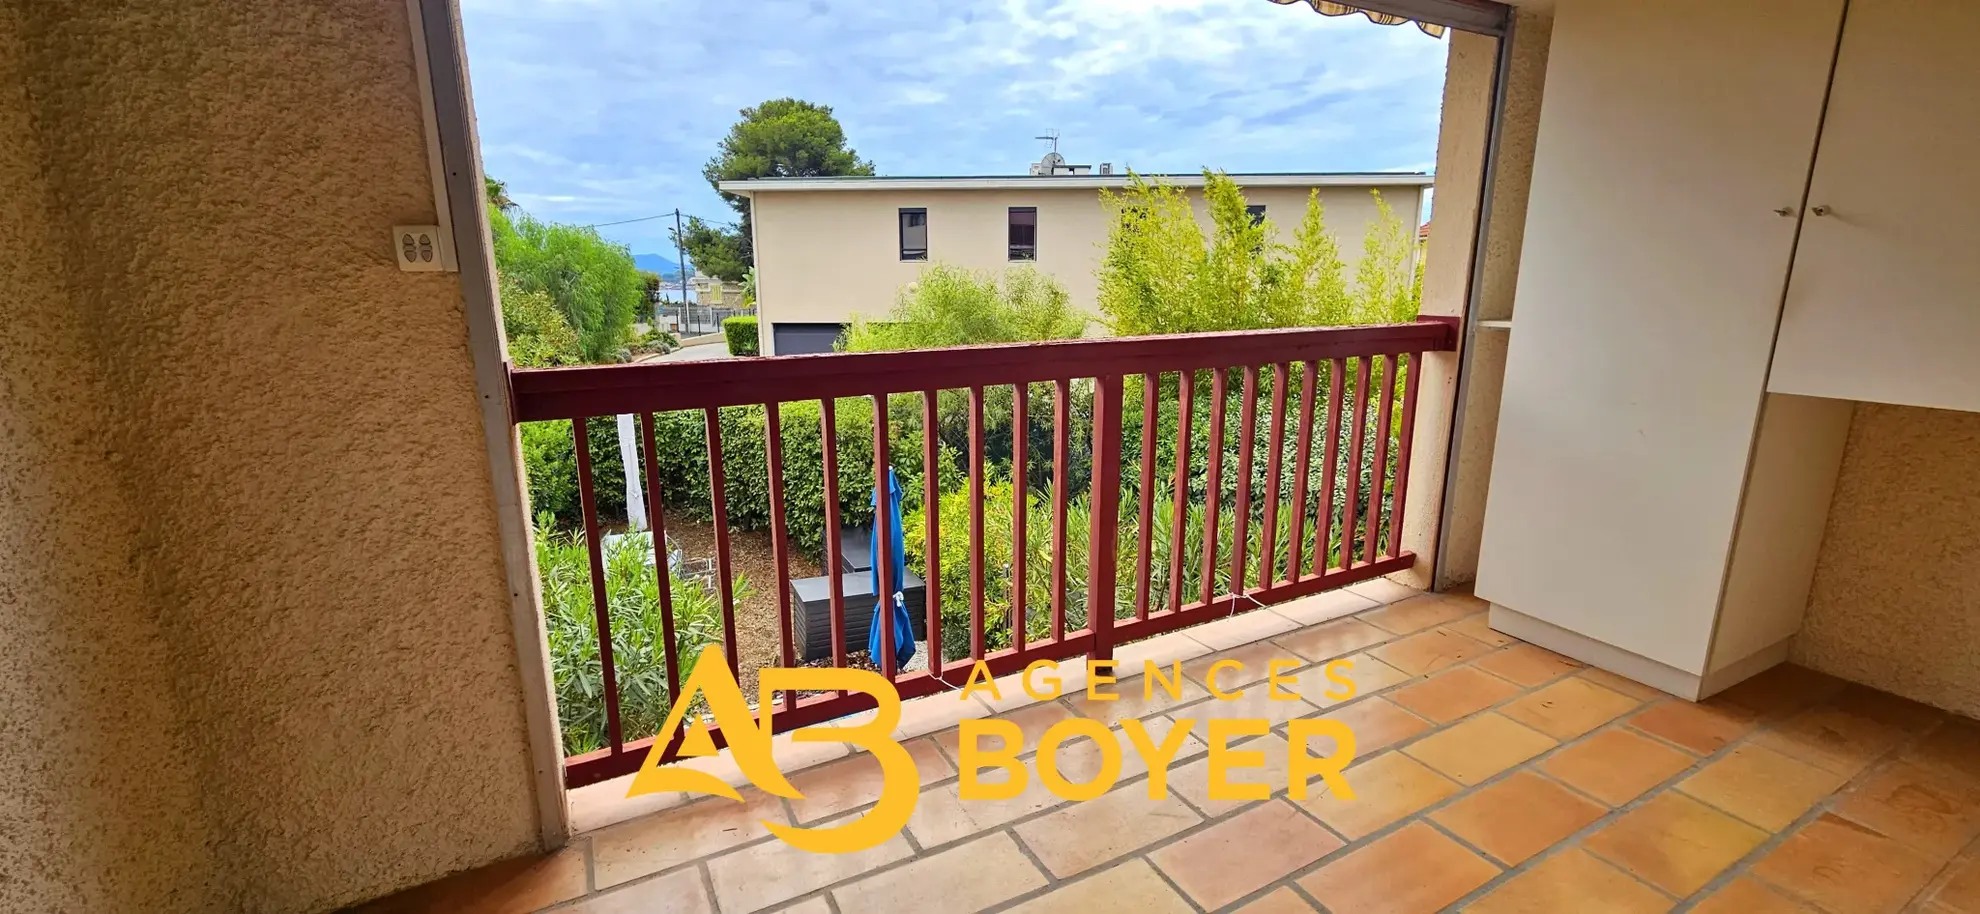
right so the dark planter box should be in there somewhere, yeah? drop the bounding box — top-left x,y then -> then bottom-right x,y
790,571 -> 927,662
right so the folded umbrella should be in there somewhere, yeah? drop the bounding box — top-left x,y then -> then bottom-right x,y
867,466 -> 915,668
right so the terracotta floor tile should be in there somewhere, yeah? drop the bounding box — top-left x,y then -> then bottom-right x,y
1191,608 -> 1303,650
591,790 -> 789,889
1834,760 -> 1980,859
1577,667 -> 1669,702
1004,858 -> 1197,914
1473,644 -> 1583,687
891,686 -> 996,736
934,699 -> 1075,765
904,774 -> 1068,849
831,831 -> 1045,913
1169,733 -> 1293,818
564,867 -> 711,914
1711,664 -> 1845,721
1288,653 -> 1412,709
1753,814 -> 1939,914
1431,770 -> 1607,865
1906,720 -> 1980,786
1272,589 -> 1380,626
787,737 -> 953,823
1543,728 -> 1697,807
1388,666 -> 1522,724
1402,712 -> 1556,786
1464,848 -> 1673,914
1441,612 -> 1516,647
1582,792 -> 1768,896
1013,781 -> 1202,877
1067,667 -> 1210,726
1754,706 -> 1908,778
1169,676 -> 1318,738
1685,877 -> 1813,914
1828,684 -> 1948,733
1370,628 -> 1493,676
1361,594 -> 1476,635
704,810 -> 915,913
1150,799 -> 1345,910
774,899 -> 832,914
1297,750 -> 1462,840
1346,577 -> 1421,605
1182,639 -> 1294,690
1627,700 -> 1756,756
1297,821 -> 1499,914
1501,676 -> 1643,740
1676,743 -> 1849,831
357,844 -> 588,914
1933,853 -> 1980,912
1304,697 -> 1432,755
1036,715 -> 1204,788
1113,631 -> 1216,675
1272,617 -> 1393,663
1231,886 -> 1321,913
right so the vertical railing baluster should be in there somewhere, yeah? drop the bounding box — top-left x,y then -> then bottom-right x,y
1199,368 -> 1227,605
1229,367 -> 1259,593
763,405 -> 795,713
921,390 -> 942,674
1089,375 -> 1124,661
1132,374 -> 1158,620
969,386 -> 987,659
637,413 -> 682,706
1339,358 -> 1373,570
705,408 -> 739,679
1286,361 -> 1318,580
1364,355 -> 1398,566
1010,385 -> 1026,653
1388,353 -> 1426,559
1050,378 -> 1071,642
821,399 -> 848,695
571,418 -> 623,754
873,394 -> 895,680
1167,372 -> 1194,613
1260,363 -> 1289,587
1315,358 -> 1346,574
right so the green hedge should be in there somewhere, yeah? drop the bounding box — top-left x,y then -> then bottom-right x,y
723,316 -> 759,356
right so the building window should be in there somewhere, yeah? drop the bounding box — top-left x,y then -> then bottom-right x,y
1008,207 -> 1037,261
899,208 -> 928,261
1246,204 -> 1267,227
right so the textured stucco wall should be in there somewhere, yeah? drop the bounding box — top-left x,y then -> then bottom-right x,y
0,7 -> 215,911
3,1 -> 545,910
1794,404 -> 1980,718
1399,9 -> 1553,590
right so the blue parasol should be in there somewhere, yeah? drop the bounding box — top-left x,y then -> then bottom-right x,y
868,467 -> 915,667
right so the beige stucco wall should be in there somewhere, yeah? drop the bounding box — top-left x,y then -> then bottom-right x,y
1398,8 -> 1553,590
1793,404 -> 1980,718
0,6 -> 216,911
750,180 -> 1426,352
1,1 -> 546,911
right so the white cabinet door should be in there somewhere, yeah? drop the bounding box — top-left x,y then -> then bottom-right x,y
1768,0 -> 1980,413
1477,0 -> 1844,675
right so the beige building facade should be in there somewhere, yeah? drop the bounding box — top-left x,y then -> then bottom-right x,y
724,174 -> 1432,354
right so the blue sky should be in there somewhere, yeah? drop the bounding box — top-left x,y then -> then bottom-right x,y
459,0 -> 1449,256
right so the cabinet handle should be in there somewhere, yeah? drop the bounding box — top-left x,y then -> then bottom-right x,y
1811,205 -> 1831,217
1774,207 -> 1796,217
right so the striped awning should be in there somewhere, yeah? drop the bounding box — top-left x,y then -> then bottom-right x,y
1268,0 -> 1448,37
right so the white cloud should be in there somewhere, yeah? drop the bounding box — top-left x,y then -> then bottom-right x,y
460,0 -> 1448,252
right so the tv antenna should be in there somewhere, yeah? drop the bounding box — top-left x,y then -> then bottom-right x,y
1035,131 -> 1060,155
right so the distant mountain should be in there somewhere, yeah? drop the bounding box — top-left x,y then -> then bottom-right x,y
633,253 -> 690,280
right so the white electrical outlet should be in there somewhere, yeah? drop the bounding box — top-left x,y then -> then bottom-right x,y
393,225 -> 445,272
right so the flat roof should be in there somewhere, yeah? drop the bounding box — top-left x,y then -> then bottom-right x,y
718,172 -> 1433,194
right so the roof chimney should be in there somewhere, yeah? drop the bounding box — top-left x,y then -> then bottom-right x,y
1100,163 -> 1113,175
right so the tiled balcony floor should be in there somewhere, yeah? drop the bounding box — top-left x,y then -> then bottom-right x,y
363,582 -> 1980,914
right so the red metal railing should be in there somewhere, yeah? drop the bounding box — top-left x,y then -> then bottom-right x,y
511,319 -> 1457,787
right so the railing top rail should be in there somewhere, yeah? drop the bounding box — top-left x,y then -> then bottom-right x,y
510,318 -> 1456,422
